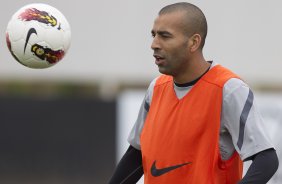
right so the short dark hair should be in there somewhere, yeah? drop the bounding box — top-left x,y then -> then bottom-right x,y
159,2 -> 208,49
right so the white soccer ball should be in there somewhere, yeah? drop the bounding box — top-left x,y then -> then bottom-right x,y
6,3 -> 71,69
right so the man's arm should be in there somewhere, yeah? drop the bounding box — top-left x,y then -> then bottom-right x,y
239,148 -> 279,184
222,78 -> 278,183
108,145 -> 143,184
109,79 -> 157,184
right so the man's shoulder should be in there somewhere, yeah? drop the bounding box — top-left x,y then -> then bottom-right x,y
154,75 -> 173,87
222,78 -> 251,103
202,64 -> 241,87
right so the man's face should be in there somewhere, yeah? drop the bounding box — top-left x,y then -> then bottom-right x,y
151,11 -> 191,76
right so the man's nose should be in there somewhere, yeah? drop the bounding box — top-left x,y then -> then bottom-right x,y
151,37 -> 160,50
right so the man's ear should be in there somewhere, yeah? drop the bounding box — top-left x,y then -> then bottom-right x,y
188,34 -> 202,52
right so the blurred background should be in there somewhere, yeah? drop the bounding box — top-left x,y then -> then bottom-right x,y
0,0 -> 281,183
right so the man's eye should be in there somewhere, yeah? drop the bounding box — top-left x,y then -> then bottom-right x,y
161,34 -> 170,38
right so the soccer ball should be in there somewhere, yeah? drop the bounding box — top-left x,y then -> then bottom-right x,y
6,3 -> 71,69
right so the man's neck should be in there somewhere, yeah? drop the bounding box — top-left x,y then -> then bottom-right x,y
173,57 -> 210,84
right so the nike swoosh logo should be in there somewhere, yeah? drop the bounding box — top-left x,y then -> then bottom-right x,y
24,28 -> 37,53
151,160 -> 192,177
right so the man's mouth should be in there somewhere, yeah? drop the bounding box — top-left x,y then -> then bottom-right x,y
154,54 -> 165,65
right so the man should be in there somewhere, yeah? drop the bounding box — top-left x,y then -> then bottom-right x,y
109,2 -> 279,184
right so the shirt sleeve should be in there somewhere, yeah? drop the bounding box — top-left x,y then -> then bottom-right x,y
222,78 -> 274,160
239,148 -> 279,184
108,145 -> 143,184
127,77 -> 157,150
